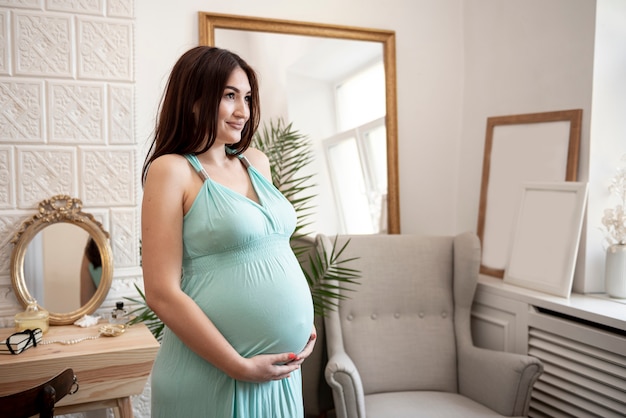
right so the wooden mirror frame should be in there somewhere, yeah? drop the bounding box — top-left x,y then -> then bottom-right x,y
198,12 -> 400,234
10,195 -> 113,325
477,109 -> 582,278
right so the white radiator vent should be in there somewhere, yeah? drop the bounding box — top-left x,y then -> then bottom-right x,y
527,308 -> 626,418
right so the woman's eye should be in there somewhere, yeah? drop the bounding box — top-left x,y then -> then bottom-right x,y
245,95 -> 252,103
225,92 -> 235,99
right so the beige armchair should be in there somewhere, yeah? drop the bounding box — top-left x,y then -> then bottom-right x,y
322,232 -> 543,418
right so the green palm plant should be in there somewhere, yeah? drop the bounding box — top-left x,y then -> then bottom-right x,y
127,118 -> 360,340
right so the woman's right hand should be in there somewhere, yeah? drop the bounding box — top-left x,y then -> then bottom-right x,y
234,352 -> 301,382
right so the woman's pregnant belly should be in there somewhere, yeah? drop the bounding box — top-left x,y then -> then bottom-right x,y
183,247 -> 314,357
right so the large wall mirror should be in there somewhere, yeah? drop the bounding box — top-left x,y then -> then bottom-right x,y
199,12 -> 400,234
10,195 -> 113,325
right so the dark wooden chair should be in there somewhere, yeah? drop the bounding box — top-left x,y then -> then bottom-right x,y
0,368 -> 77,418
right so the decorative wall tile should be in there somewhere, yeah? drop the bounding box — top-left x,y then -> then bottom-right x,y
0,0 -> 42,9
109,83 -> 134,144
84,207 -> 109,234
80,147 -> 134,205
132,379 -> 151,418
0,10 -> 9,75
0,79 -> 44,142
110,207 -> 137,268
14,11 -> 73,77
16,147 -> 75,208
0,284 -> 21,328
0,146 -> 14,208
46,0 -> 104,16
0,212 -> 26,276
107,0 -> 133,19
77,17 -> 132,81
48,80 -> 105,143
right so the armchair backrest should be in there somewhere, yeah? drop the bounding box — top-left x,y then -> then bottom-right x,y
322,232 -> 481,396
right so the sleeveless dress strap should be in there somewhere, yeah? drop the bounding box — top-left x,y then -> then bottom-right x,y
184,151 -> 252,181
184,154 -> 210,181
225,147 -> 251,169
235,154 -> 251,169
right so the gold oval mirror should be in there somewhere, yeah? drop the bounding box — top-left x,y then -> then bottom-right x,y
10,195 -> 113,325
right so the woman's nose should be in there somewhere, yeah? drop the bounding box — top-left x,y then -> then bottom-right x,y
234,98 -> 249,118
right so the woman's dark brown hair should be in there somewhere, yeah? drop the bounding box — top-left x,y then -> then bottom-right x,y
142,46 -> 260,184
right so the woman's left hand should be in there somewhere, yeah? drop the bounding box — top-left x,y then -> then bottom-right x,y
289,326 -> 317,365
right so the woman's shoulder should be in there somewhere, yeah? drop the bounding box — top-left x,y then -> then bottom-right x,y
146,154 -> 194,179
150,153 -> 191,168
243,147 -> 271,177
242,147 -> 269,166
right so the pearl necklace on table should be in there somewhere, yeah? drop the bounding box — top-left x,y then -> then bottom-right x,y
40,324 -> 126,345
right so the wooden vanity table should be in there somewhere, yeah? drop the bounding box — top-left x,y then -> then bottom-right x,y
0,322 -> 159,417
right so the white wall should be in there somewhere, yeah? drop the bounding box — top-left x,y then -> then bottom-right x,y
588,0 -> 626,292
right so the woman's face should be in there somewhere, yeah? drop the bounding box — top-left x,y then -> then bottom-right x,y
216,67 -> 251,144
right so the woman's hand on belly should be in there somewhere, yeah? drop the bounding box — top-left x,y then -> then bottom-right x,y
284,326 -> 317,367
234,351 -> 302,383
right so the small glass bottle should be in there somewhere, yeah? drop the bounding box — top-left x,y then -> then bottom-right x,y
14,299 -> 49,334
110,301 -> 128,324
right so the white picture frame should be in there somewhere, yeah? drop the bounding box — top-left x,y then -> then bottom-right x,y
477,109 -> 582,278
504,182 -> 588,298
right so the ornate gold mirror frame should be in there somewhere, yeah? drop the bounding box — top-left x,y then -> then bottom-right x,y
10,195 -> 113,325
199,12 -> 400,233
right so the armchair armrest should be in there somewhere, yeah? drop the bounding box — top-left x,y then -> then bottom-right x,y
458,345 -> 543,416
324,351 -> 366,418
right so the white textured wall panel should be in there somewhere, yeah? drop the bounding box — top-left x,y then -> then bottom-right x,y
48,80 -> 106,143
0,79 -> 45,142
0,2 -> 140,414
17,146 -> 76,206
46,0 -> 104,15
108,83 -> 134,144
0,10 -> 9,75
80,147 -> 134,205
14,11 -> 74,77
0,146 -> 14,208
77,17 -> 133,81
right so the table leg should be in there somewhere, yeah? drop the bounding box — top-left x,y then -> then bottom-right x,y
115,397 -> 134,418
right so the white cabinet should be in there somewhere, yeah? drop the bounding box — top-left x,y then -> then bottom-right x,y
471,286 -> 529,354
471,278 -> 626,417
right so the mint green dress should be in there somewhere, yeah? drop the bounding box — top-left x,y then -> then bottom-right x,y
151,153 -> 314,418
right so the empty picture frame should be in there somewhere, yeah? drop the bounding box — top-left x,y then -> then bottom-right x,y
504,182 -> 588,298
477,109 -> 582,278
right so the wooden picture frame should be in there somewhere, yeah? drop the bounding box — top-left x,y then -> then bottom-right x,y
504,182 -> 588,298
477,109 -> 582,278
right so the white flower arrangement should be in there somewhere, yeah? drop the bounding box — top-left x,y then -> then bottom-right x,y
601,155 -> 626,246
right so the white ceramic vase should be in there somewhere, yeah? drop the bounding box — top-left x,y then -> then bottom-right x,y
605,243 -> 626,298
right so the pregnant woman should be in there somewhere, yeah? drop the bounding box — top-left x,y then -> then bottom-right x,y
141,46 -> 316,417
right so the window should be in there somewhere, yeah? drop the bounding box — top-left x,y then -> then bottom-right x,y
325,117 -> 387,234
335,61 -> 386,131
325,60 -> 387,234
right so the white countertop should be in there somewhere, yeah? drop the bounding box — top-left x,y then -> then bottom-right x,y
478,274 -> 626,331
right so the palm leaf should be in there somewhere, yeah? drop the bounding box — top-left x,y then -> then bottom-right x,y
125,284 -> 164,341
303,236 -> 360,316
